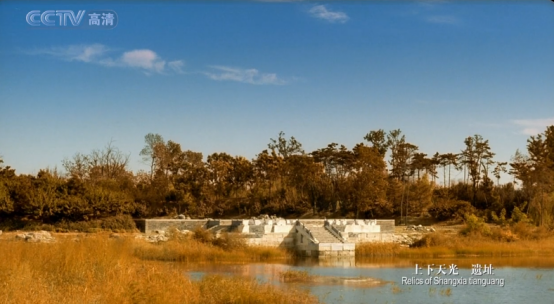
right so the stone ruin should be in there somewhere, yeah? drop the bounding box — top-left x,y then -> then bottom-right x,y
134,217 -> 396,257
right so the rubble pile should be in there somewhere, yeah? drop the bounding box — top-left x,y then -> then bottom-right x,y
15,231 -> 55,243
405,224 -> 436,232
135,229 -> 191,243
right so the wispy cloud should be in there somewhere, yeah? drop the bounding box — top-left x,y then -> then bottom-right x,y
25,44 -> 183,75
168,60 -> 185,74
204,66 -> 287,85
426,15 -> 459,25
406,1 -> 460,26
26,45 -> 290,83
512,117 -> 554,135
309,5 -> 349,24
25,44 -> 109,63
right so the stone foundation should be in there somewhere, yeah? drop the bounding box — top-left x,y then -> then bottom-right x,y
135,218 -> 396,257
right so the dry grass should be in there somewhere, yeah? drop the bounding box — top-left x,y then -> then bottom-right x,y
358,228 -> 554,258
280,270 -> 313,283
0,235 -> 318,304
135,231 -> 288,263
355,242 -> 403,257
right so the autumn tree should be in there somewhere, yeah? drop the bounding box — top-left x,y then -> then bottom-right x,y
410,152 -> 427,180
346,144 -> 389,218
439,153 -> 458,188
206,152 -> 234,215
386,129 -> 406,180
311,143 -> 355,213
229,156 -> 254,215
512,126 -> 554,226
0,158 -> 15,216
268,131 -> 304,159
363,129 -> 390,157
460,134 -> 495,206
408,173 -> 434,216
140,133 -> 165,180
251,150 -> 283,213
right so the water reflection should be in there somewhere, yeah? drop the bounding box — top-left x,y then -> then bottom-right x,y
356,256 -> 554,268
183,256 -> 554,304
288,256 -> 554,268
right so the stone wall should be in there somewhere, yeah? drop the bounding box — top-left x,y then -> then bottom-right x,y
135,219 -> 208,233
135,218 -> 397,243
297,219 -> 325,227
375,219 -> 395,233
347,232 -> 395,243
294,223 -> 322,257
317,243 -> 356,258
244,233 -> 295,248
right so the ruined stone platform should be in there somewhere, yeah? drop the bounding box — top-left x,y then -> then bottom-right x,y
134,218 -> 395,258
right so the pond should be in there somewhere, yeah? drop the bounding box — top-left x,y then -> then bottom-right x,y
185,257 -> 554,304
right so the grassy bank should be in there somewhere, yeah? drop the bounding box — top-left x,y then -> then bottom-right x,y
0,235 -> 318,304
134,231 -> 290,263
357,236 -> 554,258
357,222 -> 554,258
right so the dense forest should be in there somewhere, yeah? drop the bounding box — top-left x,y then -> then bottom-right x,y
1,126 -> 553,230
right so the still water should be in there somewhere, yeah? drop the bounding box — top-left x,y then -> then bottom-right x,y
185,257 -> 554,304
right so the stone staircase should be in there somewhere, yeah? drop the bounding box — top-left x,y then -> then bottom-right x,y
209,225 -> 233,235
308,226 -> 344,243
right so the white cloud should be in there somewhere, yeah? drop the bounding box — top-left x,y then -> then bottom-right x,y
309,5 -> 349,24
121,50 -> 166,73
204,66 -> 286,85
426,15 -> 459,25
408,1 -> 461,25
27,45 -> 292,82
168,60 -> 185,74
26,44 -> 109,63
512,117 -> 554,135
26,44 -> 183,74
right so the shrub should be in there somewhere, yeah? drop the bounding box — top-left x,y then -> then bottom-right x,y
460,213 -> 491,237
411,233 -> 451,248
491,208 -> 508,226
0,218 -> 27,231
489,227 -> 518,242
511,206 -> 530,224
428,199 -> 475,221
510,222 -> 550,240
193,226 -> 213,243
100,214 -> 137,231
212,232 -> 246,250
52,215 -> 138,232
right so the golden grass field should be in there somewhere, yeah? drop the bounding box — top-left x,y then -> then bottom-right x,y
1,221 -> 553,304
0,234 -> 319,304
357,222 -> 554,258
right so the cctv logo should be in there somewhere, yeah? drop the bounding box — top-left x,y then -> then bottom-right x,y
26,10 -> 117,29
26,10 -> 86,26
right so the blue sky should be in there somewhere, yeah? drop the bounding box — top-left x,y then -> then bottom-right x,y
1,1 -> 553,184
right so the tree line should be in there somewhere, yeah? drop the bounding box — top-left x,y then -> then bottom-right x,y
1,126 -> 553,228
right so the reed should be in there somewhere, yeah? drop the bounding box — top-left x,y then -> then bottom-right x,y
280,270 -> 313,283
134,233 -> 289,263
355,242 -> 403,257
357,233 -> 554,258
0,235 -> 318,304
